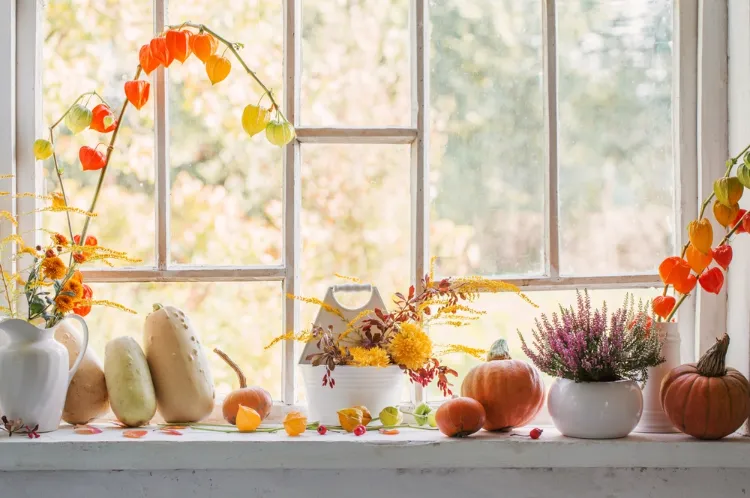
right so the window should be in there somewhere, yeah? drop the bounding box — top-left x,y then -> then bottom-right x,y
18,0 -> 694,409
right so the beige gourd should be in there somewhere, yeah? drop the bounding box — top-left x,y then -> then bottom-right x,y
55,321 -> 109,424
104,337 -> 157,427
144,304 -> 215,422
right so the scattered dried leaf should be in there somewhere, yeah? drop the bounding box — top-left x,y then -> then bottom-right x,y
379,428 -> 400,435
74,425 -> 103,435
160,429 -> 183,436
122,430 -> 148,439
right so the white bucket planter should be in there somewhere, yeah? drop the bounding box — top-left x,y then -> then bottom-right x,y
635,321 -> 680,433
548,378 -> 643,439
301,365 -> 403,425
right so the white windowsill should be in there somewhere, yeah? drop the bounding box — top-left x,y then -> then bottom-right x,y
0,425 -> 748,472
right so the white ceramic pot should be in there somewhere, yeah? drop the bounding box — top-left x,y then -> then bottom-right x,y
301,364 -> 403,425
548,378 -> 643,439
0,316 -> 89,432
635,321 -> 680,433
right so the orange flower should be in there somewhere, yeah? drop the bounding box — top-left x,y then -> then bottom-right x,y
685,245 -> 712,273
52,233 -> 68,246
41,256 -> 66,280
55,294 -> 76,314
73,252 -> 86,264
62,277 -> 84,300
124,80 -> 150,110
166,29 -> 192,63
652,296 -> 676,319
190,32 -> 218,62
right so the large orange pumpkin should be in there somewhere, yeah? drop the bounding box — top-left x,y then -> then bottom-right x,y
461,338 -> 544,431
661,333 -> 750,440
214,348 -> 273,424
435,397 -> 486,438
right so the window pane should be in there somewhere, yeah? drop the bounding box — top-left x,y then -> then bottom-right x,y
427,288 -> 659,423
300,144 -> 411,326
43,0 -> 155,267
557,0 -> 674,275
429,0 -> 546,277
168,1 -> 283,265
83,281 -> 283,399
301,0 -> 410,126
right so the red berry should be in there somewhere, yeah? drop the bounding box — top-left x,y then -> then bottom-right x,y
530,428 -> 543,440
317,425 -> 327,435
353,425 -> 366,436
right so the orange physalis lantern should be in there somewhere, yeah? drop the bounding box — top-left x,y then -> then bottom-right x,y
713,200 -> 739,228
734,209 -> 748,233
90,104 -> 117,133
712,245 -> 733,270
652,296 -> 676,319
205,55 -> 231,85
138,44 -> 160,75
699,267 -> 725,294
658,256 -> 691,286
673,274 -> 697,295
166,30 -> 192,63
685,245 -> 712,273
79,146 -> 106,171
124,80 -> 150,110
149,36 -> 174,68
190,32 -> 218,63
688,218 -> 713,255
73,284 -> 93,317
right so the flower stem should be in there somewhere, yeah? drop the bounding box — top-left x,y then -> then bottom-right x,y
0,263 -> 13,317
48,131 -> 74,247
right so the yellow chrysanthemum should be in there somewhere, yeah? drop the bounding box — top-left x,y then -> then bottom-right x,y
41,256 -> 66,280
62,278 -> 84,299
349,346 -> 391,367
54,294 -> 76,314
387,323 -> 433,370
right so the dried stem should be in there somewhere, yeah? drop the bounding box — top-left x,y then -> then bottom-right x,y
696,333 -> 730,377
214,347 -> 247,388
0,264 -> 13,317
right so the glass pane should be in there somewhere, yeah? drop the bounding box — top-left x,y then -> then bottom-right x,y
429,0 -> 546,277
168,1 -> 283,265
84,281 -> 283,399
427,288 -> 659,423
557,0 -> 674,275
301,0 -> 410,126
43,0 -> 155,267
300,145 -> 411,326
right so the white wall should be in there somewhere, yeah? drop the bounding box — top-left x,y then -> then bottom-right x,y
2,468 -> 750,498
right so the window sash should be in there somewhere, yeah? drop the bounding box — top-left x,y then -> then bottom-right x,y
6,0 -> 712,405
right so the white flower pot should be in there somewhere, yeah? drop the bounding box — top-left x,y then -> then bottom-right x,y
300,364 -> 403,425
635,321 -> 680,433
548,378 -> 643,439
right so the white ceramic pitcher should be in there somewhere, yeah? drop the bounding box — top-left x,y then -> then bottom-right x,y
0,316 -> 88,432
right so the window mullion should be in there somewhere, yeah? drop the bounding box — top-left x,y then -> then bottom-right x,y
0,0 -> 16,289
282,0 -> 301,406
154,0 -> 170,271
542,0 -> 560,279
410,0 -> 429,405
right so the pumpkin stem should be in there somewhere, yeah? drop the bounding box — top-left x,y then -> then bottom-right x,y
214,348 -> 247,388
152,303 -> 163,311
696,333 -> 730,377
487,338 -> 512,361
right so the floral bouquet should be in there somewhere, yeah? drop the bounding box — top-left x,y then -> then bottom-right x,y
519,291 -> 664,384
268,271 -> 536,396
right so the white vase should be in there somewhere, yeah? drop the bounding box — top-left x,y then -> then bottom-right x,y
548,378 -> 643,439
0,316 -> 89,432
300,365 -> 404,425
635,321 -> 680,433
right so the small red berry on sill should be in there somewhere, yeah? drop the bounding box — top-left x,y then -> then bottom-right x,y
317,425 -> 327,435
530,428 -> 543,440
353,425 -> 366,436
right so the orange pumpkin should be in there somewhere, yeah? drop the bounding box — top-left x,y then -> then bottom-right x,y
435,397 -> 486,438
661,334 -> 750,440
461,338 -> 544,431
214,348 -> 273,424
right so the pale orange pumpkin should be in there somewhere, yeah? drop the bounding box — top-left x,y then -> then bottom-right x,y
435,397 -> 486,438
214,348 -> 273,425
660,334 -> 750,440
461,338 -> 544,431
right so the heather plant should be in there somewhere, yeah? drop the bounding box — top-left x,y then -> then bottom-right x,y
519,291 -> 664,384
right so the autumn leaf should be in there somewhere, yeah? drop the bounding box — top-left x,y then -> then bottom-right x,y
122,430 -> 148,439
74,425 -> 103,435
160,428 -> 183,436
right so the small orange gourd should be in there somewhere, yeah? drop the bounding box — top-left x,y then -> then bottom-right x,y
214,348 -> 272,425
461,338 -> 544,431
435,397 -> 486,438
661,334 -> 750,440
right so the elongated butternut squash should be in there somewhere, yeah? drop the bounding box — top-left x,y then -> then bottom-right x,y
55,320 -> 109,425
104,336 -> 157,427
144,304 -> 215,422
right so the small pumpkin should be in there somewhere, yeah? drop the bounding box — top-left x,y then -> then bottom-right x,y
435,397 -> 485,438
461,338 -> 544,431
661,333 -> 750,440
214,348 -> 272,424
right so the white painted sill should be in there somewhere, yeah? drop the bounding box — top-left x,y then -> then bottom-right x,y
0,426 -> 748,472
